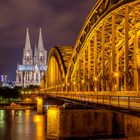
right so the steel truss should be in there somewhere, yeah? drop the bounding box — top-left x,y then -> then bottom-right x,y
66,1 -> 140,94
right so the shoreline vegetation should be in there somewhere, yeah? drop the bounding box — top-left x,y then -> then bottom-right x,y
0,86 -> 39,109
0,87 -> 21,100
0,85 -> 39,100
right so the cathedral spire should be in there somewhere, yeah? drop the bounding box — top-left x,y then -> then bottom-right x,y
25,28 -> 31,50
22,28 -> 33,65
37,28 -> 47,65
38,28 -> 44,51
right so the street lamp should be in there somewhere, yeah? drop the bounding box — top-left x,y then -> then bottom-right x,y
94,77 -> 98,91
114,72 -> 119,77
94,77 -> 98,81
113,72 -> 119,91
82,80 -> 84,93
62,84 -> 65,92
67,83 -> 70,92
73,81 -> 76,91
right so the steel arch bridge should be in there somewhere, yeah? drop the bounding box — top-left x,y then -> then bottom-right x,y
40,46 -> 73,91
41,0 -> 140,96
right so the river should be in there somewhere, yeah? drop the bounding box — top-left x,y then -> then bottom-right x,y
0,107 -> 140,139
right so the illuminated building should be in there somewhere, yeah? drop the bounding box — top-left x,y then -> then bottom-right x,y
16,28 -> 47,87
1,74 -> 7,83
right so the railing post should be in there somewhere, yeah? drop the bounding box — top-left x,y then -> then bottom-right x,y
97,95 -> 98,103
103,95 -> 104,104
128,96 -> 130,109
84,94 -> 85,102
118,96 -> 119,107
110,96 -> 111,106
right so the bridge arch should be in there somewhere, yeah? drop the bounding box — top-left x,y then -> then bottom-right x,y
42,46 -> 72,91
66,0 -> 140,93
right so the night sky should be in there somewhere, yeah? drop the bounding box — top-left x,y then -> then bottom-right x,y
0,0 -> 97,81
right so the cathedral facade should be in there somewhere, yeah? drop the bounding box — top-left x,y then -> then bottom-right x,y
16,28 -> 47,87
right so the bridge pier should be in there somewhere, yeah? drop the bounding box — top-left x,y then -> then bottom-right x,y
37,97 -> 43,113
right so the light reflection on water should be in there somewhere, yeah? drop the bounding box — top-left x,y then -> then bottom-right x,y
0,110 -> 46,140
0,109 -> 140,140
33,114 -> 46,140
47,108 -> 140,139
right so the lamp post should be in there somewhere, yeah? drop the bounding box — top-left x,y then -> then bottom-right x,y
113,72 -> 119,91
58,85 -> 60,92
67,83 -> 70,92
62,84 -> 65,92
56,85 -> 58,96
82,80 -> 84,94
73,81 -> 76,92
94,77 -> 98,92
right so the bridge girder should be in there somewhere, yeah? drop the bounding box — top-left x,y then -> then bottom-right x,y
41,46 -> 72,91
41,0 -> 140,95
66,0 -> 140,93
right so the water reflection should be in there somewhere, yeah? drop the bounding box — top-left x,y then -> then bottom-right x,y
47,107 -> 60,139
0,110 -> 6,139
124,115 -> 140,139
0,110 -> 46,140
33,114 -> 45,140
0,109 -> 140,139
47,107 -> 140,139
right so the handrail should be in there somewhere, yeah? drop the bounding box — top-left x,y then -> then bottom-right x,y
46,93 -> 140,112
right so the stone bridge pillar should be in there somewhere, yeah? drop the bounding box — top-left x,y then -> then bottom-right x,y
37,97 -> 43,113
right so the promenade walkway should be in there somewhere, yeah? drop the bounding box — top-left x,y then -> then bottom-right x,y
45,92 -> 140,115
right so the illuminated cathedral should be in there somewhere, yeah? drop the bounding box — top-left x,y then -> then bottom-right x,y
16,28 -> 47,87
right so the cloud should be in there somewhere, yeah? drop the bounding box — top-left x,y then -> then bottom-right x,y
0,0 -> 97,81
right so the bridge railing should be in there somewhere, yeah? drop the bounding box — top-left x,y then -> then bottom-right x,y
40,89 -> 140,96
46,92 -> 140,112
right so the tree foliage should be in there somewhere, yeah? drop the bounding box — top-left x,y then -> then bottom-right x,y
0,87 -> 21,99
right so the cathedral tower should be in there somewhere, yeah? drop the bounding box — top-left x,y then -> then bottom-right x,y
37,28 -> 47,65
22,28 -> 33,65
16,28 -> 47,87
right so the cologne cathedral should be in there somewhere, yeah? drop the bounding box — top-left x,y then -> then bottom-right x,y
16,28 -> 47,87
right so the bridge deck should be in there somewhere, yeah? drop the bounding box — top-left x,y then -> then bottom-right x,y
45,93 -> 140,115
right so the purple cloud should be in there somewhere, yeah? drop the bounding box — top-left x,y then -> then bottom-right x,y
0,0 -> 97,81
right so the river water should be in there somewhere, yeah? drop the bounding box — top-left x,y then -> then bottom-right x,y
0,108 -> 140,140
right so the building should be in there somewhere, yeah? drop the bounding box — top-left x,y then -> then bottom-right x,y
0,74 -> 7,87
0,74 -> 15,88
16,28 -> 47,87
1,74 -> 7,83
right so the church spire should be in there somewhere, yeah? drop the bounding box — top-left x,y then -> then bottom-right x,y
22,28 -> 33,65
25,28 -> 31,50
37,28 -> 47,65
38,28 -> 44,51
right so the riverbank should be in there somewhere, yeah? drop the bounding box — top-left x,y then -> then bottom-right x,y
0,103 -> 36,110
0,106 -> 35,110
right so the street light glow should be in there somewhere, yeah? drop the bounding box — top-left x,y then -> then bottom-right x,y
82,80 -> 84,83
94,77 -> 98,81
